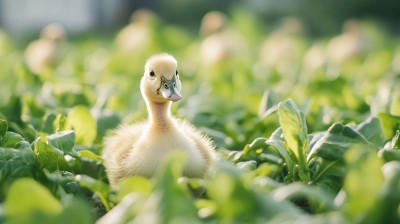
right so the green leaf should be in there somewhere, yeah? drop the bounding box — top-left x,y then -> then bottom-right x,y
133,152 -> 200,223
208,161 -> 301,222
278,99 -> 310,182
0,138 -> 34,199
258,90 -> 279,119
278,99 -> 308,161
266,128 -> 292,165
34,139 -> 66,172
355,117 -> 385,147
0,131 -> 25,148
54,199 -> 93,224
271,182 -> 336,213
308,123 -> 369,161
68,106 -> 97,147
47,130 -> 76,154
365,161 -> 400,224
4,178 -> 63,223
0,119 -> 7,137
42,112 -> 58,133
341,145 -> 384,221
76,174 -> 110,211
117,176 -> 153,201
76,150 -> 103,163
378,113 -> 400,140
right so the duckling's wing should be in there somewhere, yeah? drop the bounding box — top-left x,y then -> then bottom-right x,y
103,122 -> 147,159
179,121 -> 216,166
103,121 -> 147,186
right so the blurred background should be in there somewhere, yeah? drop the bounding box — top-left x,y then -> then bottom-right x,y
1,0 -> 400,38
0,0 -> 399,150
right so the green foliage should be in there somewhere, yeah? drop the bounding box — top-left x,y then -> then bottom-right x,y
1,11 -> 400,223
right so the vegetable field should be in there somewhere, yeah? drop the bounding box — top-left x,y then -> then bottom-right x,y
1,10 -> 400,224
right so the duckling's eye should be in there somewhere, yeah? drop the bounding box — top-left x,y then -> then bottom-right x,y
164,83 -> 169,89
173,83 -> 176,88
149,70 -> 155,77
175,70 -> 178,75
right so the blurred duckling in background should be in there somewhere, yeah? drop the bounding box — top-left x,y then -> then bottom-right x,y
258,17 -> 305,78
326,19 -> 369,75
199,11 -> 249,66
115,9 -> 158,55
103,53 -> 215,187
24,23 -> 65,74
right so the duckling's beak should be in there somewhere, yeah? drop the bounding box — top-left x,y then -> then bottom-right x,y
158,75 -> 182,102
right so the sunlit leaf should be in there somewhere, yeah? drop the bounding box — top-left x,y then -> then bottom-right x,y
278,99 -> 310,182
378,113 -> 400,140
133,152 -> 200,223
68,106 -> 97,146
76,150 -> 103,163
278,99 -> 308,160
4,178 -> 63,223
340,145 -> 384,221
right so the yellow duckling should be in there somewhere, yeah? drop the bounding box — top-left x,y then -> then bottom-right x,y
103,53 -> 215,186
24,23 -> 65,74
115,9 -> 157,55
199,11 -> 249,65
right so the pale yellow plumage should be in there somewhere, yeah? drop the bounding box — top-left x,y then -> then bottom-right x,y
103,53 -> 215,187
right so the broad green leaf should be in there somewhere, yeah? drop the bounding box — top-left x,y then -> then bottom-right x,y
245,137 -> 268,154
341,146 -> 384,220
364,161 -> 400,224
117,176 -> 153,201
378,113 -> 400,140
47,130 -> 76,154
355,117 -> 385,147
42,112 -> 57,133
258,90 -> 279,119
237,160 -> 257,171
266,128 -> 292,165
0,138 -> 34,199
208,161 -> 301,222
308,123 -> 369,161
278,99 -> 310,182
54,113 -> 69,132
76,150 -> 103,163
96,112 -> 120,141
277,99 -> 308,161
76,174 -> 110,211
68,106 -> 97,147
133,152 -> 200,223
271,182 -> 336,213
0,131 -> 25,148
34,139 -> 67,172
54,199 -> 93,224
4,178 -> 63,223
0,119 -> 7,137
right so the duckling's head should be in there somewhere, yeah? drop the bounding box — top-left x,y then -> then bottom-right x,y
40,23 -> 65,42
141,53 -> 182,103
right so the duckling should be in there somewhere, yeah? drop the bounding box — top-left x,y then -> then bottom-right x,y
103,53 -> 215,187
115,9 -> 157,55
199,11 -> 249,65
24,23 -> 65,74
326,19 -> 368,75
258,17 -> 305,77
